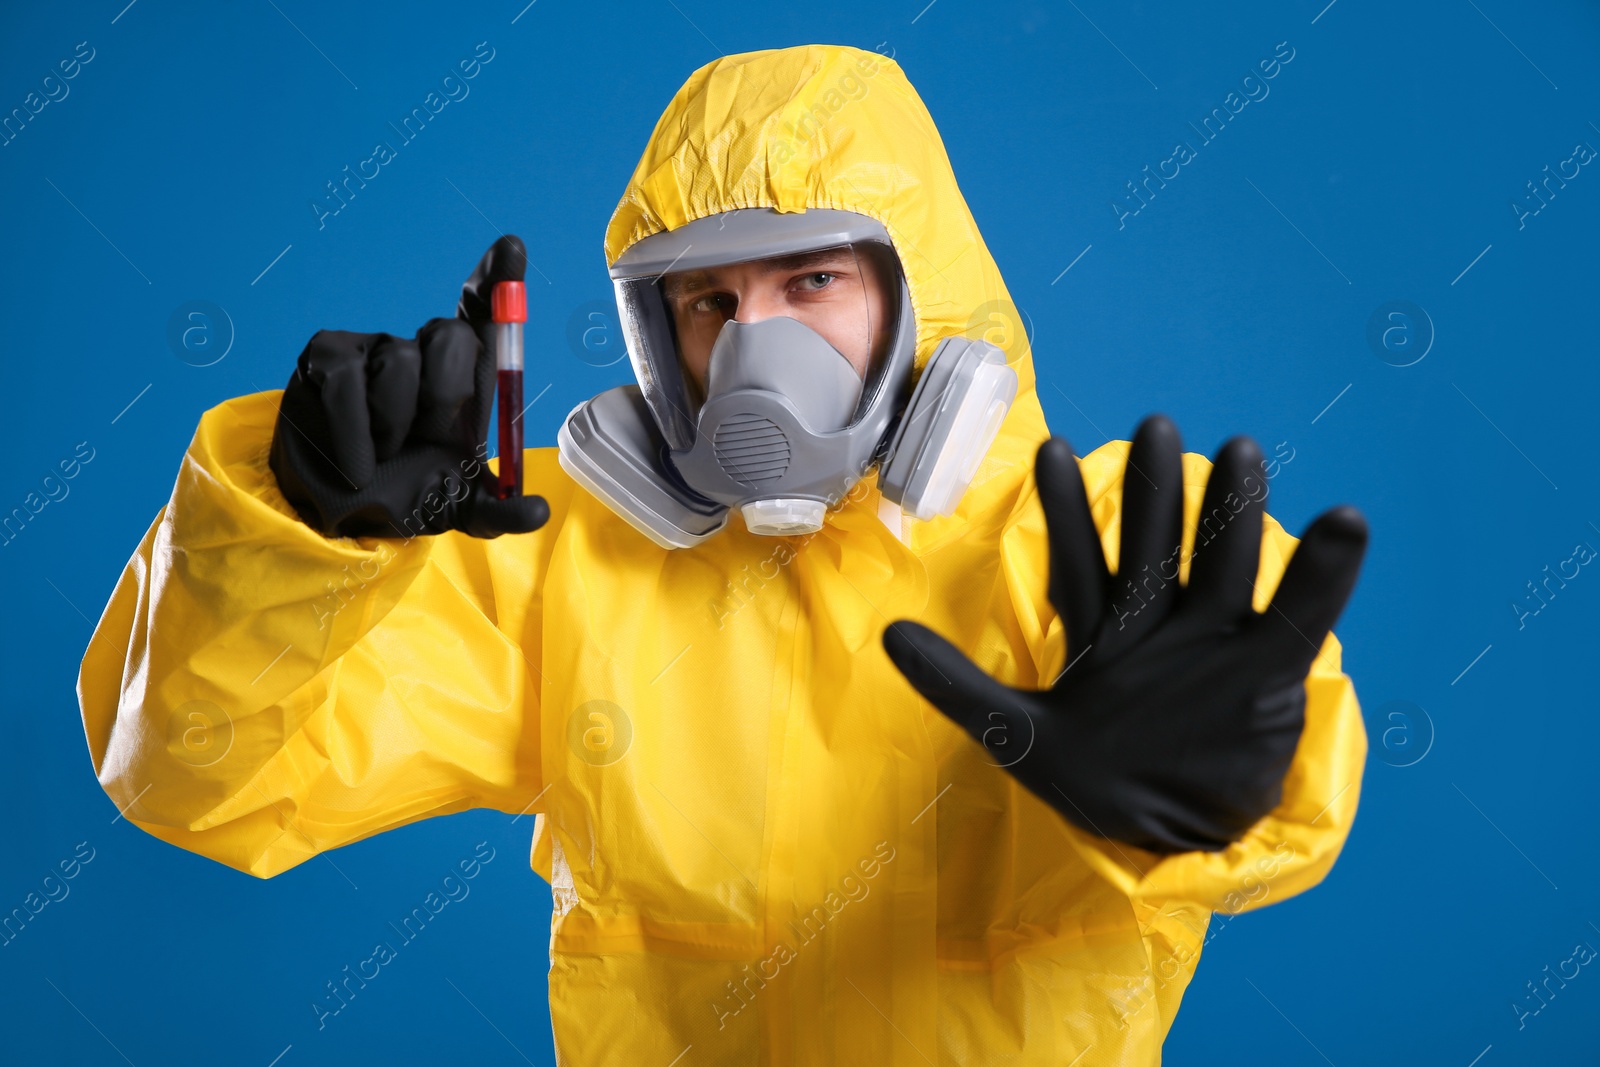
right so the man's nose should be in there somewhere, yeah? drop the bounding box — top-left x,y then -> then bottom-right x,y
731,287 -> 787,324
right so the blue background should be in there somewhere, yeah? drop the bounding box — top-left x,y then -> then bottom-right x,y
3,0 -> 1597,1063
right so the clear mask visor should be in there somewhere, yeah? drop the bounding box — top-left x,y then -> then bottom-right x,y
615,240 -> 902,450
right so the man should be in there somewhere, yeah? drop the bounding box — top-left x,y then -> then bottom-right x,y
79,44 -> 1367,1063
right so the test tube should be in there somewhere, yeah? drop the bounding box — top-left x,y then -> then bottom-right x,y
491,280 -> 526,499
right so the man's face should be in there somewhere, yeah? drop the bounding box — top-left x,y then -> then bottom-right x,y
662,244 -> 892,406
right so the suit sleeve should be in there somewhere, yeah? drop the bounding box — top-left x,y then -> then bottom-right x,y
1044,440 -> 1367,914
77,390 -> 562,879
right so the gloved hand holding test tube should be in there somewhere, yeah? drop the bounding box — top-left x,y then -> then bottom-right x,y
492,280 -> 526,499
265,235 -> 548,539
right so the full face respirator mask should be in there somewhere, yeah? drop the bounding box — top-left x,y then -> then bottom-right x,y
557,208 -> 1018,549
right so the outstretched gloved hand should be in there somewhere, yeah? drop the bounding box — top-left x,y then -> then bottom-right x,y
882,415 -> 1368,855
269,235 -> 549,539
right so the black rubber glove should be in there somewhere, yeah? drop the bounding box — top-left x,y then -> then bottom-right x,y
882,415 -> 1368,854
269,235 -> 549,539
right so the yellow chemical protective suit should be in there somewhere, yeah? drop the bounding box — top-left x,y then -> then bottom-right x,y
78,43 -> 1365,1066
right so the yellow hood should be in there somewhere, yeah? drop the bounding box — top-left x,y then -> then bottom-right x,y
606,44 -> 1035,385
604,43 -> 1047,549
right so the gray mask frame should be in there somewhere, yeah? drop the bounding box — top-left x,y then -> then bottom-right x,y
556,207 -> 1017,548
608,209 -> 919,534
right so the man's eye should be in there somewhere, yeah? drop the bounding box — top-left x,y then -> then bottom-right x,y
690,293 -> 733,314
795,272 -> 837,291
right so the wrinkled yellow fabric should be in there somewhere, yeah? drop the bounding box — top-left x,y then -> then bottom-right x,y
78,43 -> 1365,1066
